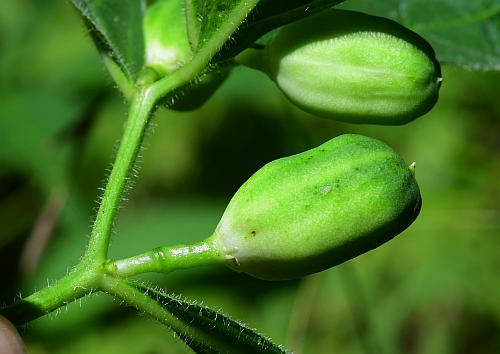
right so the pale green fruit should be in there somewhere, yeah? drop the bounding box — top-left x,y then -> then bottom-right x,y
144,0 -> 230,110
244,10 -> 442,125
211,134 -> 421,280
143,0 -> 192,76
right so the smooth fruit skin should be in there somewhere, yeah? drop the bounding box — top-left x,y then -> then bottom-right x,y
213,134 -> 421,280
265,10 -> 442,125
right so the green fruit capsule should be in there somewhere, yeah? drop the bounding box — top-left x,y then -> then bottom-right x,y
211,134 -> 421,280
240,10 -> 442,125
108,135 -> 421,280
143,0 -> 231,110
143,0 -> 192,76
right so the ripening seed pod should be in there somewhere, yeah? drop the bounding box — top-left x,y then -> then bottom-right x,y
237,10 -> 442,125
211,134 -> 421,280
111,135 -> 422,281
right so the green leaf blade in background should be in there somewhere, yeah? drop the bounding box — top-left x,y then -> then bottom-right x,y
212,0 -> 346,61
186,0 -> 349,64
340,0 -> 500,70
138,285 -> 288,354
71,0 -> 145,79
186,0 -> 260,60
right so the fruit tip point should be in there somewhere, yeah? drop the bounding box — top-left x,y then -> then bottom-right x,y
409,162 -> 416,175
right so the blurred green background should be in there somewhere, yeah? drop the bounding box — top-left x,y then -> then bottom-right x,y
1,1 -> 499,353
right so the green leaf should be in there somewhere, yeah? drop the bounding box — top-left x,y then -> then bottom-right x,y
184,0 -> 202,51
138,285 -> 288,354
340,0 -> 500,70
213,0 -> 346,61
71,0 -> 145,78
188,0 -> 261,61
186,0 -> 346,62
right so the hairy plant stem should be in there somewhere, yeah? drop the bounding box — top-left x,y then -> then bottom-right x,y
82,86 -> 156,263
1,60 -> 207,325
1,0 -> 277,335
1,265 -> 100,326
1,6 -> 258,323
1,85 -> 157,325
100,275 -> 235,352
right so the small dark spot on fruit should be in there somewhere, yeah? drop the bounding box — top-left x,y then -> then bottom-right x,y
230,257 -> 240,267
250,230 -> 257,237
